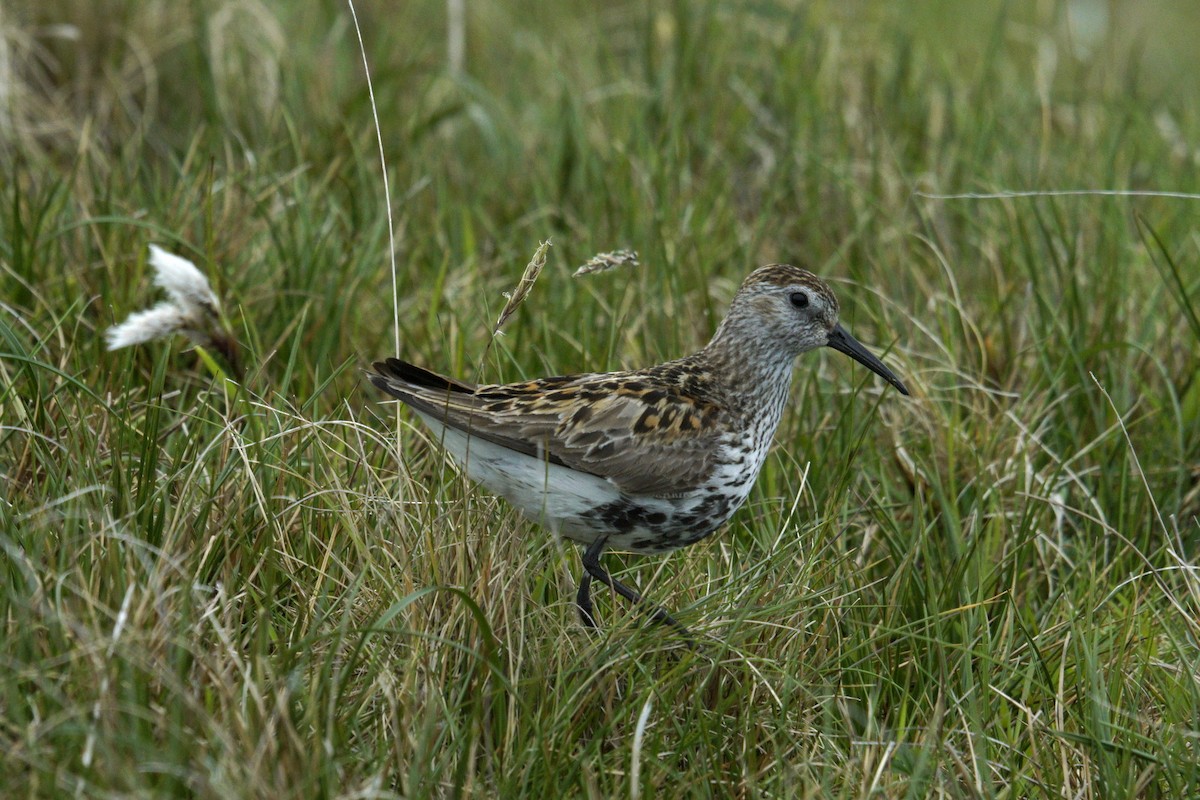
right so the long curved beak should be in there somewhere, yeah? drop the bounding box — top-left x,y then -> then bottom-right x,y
826,324 -> 909,395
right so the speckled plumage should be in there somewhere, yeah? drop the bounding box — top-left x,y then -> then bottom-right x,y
371,264 -> 909,631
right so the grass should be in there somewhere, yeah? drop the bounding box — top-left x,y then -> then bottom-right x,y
3,0 -> 1199,796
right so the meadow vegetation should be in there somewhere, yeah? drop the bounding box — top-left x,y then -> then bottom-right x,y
2,1 -> 1199,796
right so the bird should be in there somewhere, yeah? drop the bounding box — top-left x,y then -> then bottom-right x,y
370,264 -> 908,634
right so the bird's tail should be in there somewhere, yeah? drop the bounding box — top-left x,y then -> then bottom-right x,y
370,358 -> 475,396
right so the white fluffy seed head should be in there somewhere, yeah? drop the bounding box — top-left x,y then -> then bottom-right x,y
148,244 -> 221,318
105,302 -> 193,350
106,246 -> 225,352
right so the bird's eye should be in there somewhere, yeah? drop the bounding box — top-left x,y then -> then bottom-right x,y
789,291 -> 809,309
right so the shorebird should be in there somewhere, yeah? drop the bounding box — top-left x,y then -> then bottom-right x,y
371,264 -> 908,633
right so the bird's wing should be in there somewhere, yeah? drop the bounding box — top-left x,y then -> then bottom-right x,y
370,357 -> 728,497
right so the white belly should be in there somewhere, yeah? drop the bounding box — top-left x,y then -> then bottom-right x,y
411,413 -> 666,540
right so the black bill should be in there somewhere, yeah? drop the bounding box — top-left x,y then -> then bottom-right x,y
826,324 -> 909,396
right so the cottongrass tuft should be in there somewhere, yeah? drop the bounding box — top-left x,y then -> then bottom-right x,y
107,245 -> 241,378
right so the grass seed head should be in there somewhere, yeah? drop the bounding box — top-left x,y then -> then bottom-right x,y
494,239 -> 551,335
572,248 -> 639,277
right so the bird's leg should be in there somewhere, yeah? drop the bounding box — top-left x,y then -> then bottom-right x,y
579,536 -> 692,636
576,571 -> 598,628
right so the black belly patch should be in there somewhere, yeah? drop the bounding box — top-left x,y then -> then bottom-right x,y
586,500 -> 662,532
583,492 -> 734,552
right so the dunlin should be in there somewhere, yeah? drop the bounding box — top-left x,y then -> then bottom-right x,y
371,264 -> 908,633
